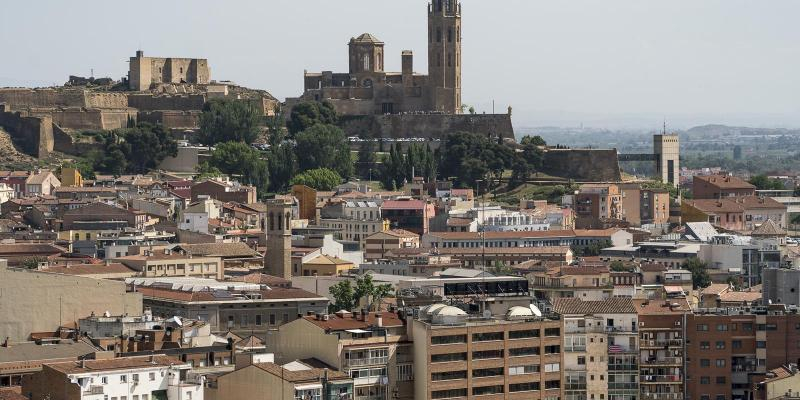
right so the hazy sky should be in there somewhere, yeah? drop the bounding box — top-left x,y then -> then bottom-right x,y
2,0 -> 799,129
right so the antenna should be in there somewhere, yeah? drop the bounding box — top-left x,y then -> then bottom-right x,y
662,118 -> 667,135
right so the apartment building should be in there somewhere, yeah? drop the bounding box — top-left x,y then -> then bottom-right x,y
208,360 -> 353,400
364,229 -> 420,261
410,304 -> 564,400
381,199 -> 436,235
574,184 -> 623,229
619,184 -> 671,227
132,279 -> 328,335
115,248 -> 225,280
637,299 -> 690,400
554,298 -> 640,400
267,310 -> 411,400
22,355 -> 203,400
685,306 -> 800,400
693,175 -> 756,199
529,265 -> 613,302
422,229 -> 633,250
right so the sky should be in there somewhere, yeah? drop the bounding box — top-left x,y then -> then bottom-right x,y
2,0 -> 799,129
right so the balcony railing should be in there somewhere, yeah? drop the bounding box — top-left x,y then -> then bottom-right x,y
608,383 -> 639,390
641,375 -> 681,383
354,396 -> 386,400
642,357 -> 682,366
345,356 -> 388,367
608,363 -> 638,371
641,393 -> 684,400
641,339 -> 683,347
565,345 -> 587,352
565,383 -> 588,390
84,386 -> 104,395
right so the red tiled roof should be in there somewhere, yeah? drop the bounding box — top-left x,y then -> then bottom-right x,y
694,175 -> 755,189
381,200 -> 427,210
40,263 -> 136,276
553,298 -> 637,315
303,311 -> 403,330
136,286 -> 325,303
46,355 -> 182,374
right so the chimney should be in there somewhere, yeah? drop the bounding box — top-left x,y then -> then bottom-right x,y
376,313 -> 383,328
80,359 -> 86,368
361,308 -> 367,321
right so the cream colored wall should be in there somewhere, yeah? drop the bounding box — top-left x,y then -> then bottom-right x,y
0,263 -> 142,341
766,374 -> 800,399
411,320 -> 429,400
212,364 -> 285,400
266,318 -> 340,367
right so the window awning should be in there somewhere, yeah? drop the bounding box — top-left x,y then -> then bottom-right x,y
345,329 -> 370,334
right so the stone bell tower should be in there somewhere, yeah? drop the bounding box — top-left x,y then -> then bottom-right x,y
265,198 -> 293,279
428,0 -> 462,113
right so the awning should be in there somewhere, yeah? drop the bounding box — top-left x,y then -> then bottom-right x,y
663,285 -> 685,293
345,329 -> 370,334
294,383 -> 323,391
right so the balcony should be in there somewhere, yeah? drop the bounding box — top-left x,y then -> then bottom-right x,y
345,356 -> 388,367
642,357 -> 682,366
354,396 -> 386,400
565,383 -> 587,390
640,339 -> 683,348
608,383 -> 639,390
641,393 -> 683,400
608,363 -> 638,371
564,345 -> 586,352
641,375 -> 681,383
608,346 -> 637,354
84,386 -> 104,395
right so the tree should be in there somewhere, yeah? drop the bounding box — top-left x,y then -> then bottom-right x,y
290,168 -> 342,191
203,141 -> 269,196
287,101 -> 338,135
20,256 -> 48,270
438,131 -> 514,190
681,257 -> 711,289
267,142 -> 297,193
295,124 -> 354,179
356,140 -> 377,180
198,99 -> 261,145
328,280 -> 356,312
609,260 -> 628,272
370,283 -> 394,311
122,123 -> 178,173
520,135 -> 547,146
749,175 -> 784,190
489,261 -> 514,276
354,274 -> 376,310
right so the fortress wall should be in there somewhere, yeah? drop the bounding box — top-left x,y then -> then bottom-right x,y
0,88 -> 87,108
127,93 -> 206,111
138,110 -> 200,129
86,92 -> 129,108
338,113 -> 515,141
540,149 -> 622,182
0,111 -> 53,157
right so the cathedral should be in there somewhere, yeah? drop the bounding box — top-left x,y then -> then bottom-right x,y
292,0 -> 462,116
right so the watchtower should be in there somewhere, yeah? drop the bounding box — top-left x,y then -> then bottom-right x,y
428,0 -> 462,113
654,133 -> 680,187
265,198 -> 293,279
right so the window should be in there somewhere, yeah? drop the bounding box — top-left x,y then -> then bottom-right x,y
472,385 -> 504,396
509,365 -> 540,375
732,340 -> 742,349
696,324 -> 709,331
473,350 -> 503,360
269,314 -> 276,325
509,329 -> 539,339
716,376 -> 726,384
544,363 -> 560,372
577,356 -> 586,365
431,371 -> 466,381
397,364 -> 413,381
120,375 -> 127,383
509,382 -> 540,392
700,376 -> 710,384
432,389 -> 466,399
256,314 -> 262,326
432,334 -> 466,345
283,313 -> 289,324
717,324 -> 728,331
700,341 -> 710,349
743,323 -> 753,331
757,341 -> 767,348
715,341 -> 725,349
101,376 -> 108,384
716,396 -> 726,400
431,352 -> 466,363
544,345 -> 560,354
472,367 -> 503,378
545,380 -> 561,389
509,347 -> 539,357
544,328 -> 560,336
241,314 -> 248,327
715,359 -> 726,367
472,332 -> 503,342
700,359 -> 710,367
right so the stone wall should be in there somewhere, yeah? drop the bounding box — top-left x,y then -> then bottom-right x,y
138,110 -> 200,129
0,88 -> 87,109
0,111 -> 53,157
338,113 -> 515,141
127,93 -> 206,111
540,148 -> 622,182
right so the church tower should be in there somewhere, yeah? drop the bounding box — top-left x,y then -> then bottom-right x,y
265,198 -> 293,279
427,0 -> 462,113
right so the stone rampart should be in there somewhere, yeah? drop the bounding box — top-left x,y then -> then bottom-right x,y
338,113 -> 515,141
127,93 -> 206,111
540,148 -> 622,182
0,111 -> 53,157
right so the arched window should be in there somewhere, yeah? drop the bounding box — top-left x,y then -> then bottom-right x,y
269,212 -> 274,231
436,27 -> 441,43
285,212 -> 291,230
277,214 -> 282,231
179,67 -> 183,74
447,28 -> 452,43
363,54 -> 370,71
377,52 -> 382,70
